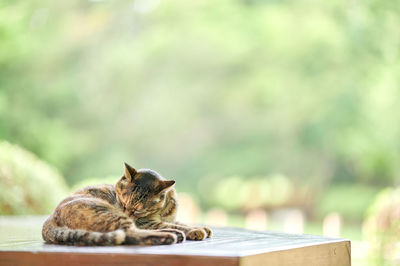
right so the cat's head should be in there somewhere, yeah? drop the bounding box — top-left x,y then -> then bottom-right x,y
116,162 -> 175,218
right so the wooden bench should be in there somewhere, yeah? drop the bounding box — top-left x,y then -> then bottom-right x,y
0,216 -> 350,266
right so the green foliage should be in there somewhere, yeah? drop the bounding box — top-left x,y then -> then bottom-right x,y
0,141 -> 68,214
71,176 -> 119,193
0,0 -> 399,191
199,174 -> 295,211
363,187 -> 400,265
316,184 -> 380,222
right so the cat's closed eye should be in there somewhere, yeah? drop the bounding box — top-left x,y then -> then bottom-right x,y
152,198 -> 161,204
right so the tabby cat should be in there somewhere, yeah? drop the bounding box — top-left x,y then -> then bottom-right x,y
42,163 -> 212,246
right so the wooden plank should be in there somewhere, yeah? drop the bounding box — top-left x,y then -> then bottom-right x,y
240,240 -> 351,266
0,252 -> 238,266
0,216 -> 351,266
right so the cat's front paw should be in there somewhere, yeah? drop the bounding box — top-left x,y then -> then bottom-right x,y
156,229 -> 186,243
186,228 -> 207,241
125,232 -> 177,245
144,233 -> 177,245
203,226 -> 212,238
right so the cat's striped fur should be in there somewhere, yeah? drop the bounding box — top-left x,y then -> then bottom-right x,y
42,163 -> 211,246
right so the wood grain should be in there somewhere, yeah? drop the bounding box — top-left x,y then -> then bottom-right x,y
0,252 -> 238,266
0,216 -> 351,266
240,240 -> 351,266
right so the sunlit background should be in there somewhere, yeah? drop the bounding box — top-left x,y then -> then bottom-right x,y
1,0 -> 400,265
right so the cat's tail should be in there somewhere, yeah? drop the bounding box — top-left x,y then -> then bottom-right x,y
42,216 -> 125,246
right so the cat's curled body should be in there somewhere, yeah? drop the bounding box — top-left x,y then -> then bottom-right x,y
42,163 -> 212,246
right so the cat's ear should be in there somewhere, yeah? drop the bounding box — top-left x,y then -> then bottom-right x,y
157,180 -> 175,193
124,162 -> 137,182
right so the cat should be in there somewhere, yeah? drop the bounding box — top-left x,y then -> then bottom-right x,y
42,163 -> 212,246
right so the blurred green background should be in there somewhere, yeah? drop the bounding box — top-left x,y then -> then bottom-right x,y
0,0 -> 399,264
